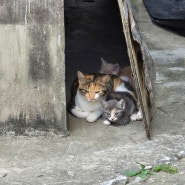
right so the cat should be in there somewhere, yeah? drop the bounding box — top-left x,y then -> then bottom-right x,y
101,91 -> 138,125
99,57 -> 133,83
99,57 -> 143,121
68,71 -> 135,123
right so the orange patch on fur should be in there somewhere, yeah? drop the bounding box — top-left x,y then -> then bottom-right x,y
112,77 -> 124,91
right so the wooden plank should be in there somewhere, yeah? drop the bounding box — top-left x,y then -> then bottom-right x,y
117,0 -> 155,139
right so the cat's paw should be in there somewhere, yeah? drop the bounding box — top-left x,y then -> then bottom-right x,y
86,114 -> 99,123
130,110 -> 143,121
130,113 -> 138,121
103,120 -> 111,125
136,110 -> 143,120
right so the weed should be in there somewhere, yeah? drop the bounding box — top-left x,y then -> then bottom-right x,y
124,162 -> 178,180
154,164 -> 178,174
124,162 -> 152,180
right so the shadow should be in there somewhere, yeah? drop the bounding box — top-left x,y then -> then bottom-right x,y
64,0 -> 130,104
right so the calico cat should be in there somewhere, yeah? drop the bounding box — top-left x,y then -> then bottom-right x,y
101,91 -> 138,125
68,71 -> 135,123
99,57 -> 133,83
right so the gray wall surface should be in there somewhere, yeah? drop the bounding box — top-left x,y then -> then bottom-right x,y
0,0 -> 67,135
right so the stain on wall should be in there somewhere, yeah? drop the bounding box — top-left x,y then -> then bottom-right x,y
0,0 -> 67,135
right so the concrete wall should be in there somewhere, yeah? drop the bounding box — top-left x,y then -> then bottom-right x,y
0,0 -> 67,135
129,0 -> 185,137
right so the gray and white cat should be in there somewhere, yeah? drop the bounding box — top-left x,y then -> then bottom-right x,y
101,91 -> 138,125
99,57 -> 143,121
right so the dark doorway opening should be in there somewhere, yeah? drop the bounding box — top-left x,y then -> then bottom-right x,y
65,0 -> 130,104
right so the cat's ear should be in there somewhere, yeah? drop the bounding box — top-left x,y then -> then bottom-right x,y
77,71 -> 85,84
100,57 -> 108,66
101,100 -> 108,109
117,99 -> 126,109
112,63 -> 120,73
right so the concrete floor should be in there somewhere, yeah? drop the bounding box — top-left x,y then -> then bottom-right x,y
0,0 -> 185,184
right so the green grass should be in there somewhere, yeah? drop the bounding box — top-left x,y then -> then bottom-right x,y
153,164 -> 178,174
124,162 -> 178,180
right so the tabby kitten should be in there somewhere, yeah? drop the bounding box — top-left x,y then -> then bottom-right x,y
101,91 -> 138,125
99,57 -> 133,83
99,57 -> 120,75
68,71 -> 135,123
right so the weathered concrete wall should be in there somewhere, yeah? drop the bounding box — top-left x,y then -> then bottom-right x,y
0,1 -> 67,135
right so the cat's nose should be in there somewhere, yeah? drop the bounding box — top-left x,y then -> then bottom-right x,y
89,99 -> 95,102
88,97 -> 95,101
88,94 -> 95,101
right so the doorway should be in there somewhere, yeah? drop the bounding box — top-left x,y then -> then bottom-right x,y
65,0 -> 130,104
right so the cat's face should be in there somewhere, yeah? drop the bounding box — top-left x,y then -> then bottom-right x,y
77,71 -> 110,102
99,58 -> 120,75
101,99 -> 125,122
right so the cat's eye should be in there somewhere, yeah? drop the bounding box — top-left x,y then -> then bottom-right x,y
114,112 -> 119,117
96,90 -> 105,96
80,89 -> 88,94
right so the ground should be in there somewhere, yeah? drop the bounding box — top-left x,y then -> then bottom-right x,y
0,0 -> 185,184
